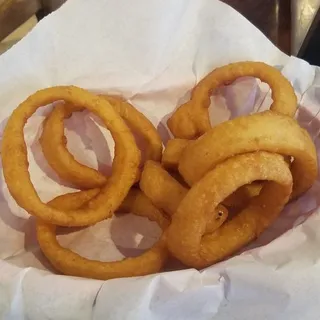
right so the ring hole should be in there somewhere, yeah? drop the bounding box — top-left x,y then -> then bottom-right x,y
56,214 -> 161,261
209,77 -> 268,127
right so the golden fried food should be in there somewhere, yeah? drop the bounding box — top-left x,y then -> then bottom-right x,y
161,138 -> 263,208
162,139 -> 190,170
37,188 -> 169,280
40,95 -> 162,189
140,160 -> 187,216
167,152 -> 293,268
179,111 -> 317,199
2,86 -> 140,226
140,160 -> 228,232
223,181 -> 263,208
106,96 -> 163,163
2,60 -> 316,282
167,61 -> 297,139
40,103 -> 107,189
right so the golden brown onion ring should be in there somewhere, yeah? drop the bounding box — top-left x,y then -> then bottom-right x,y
2,86 -> 140,226
223,182 -> 263,208
37,188 -> 169,280
167,61 -> 297,139
40,103 -> 106,189
40,95 -> 162,189
162,138 -> 264,208
179,111 -> 317,199
167,152 -> 293,268
139,160 -> 228,232
140,160 -> 187,216
162,139 -> 190,170
106,96 -> 163,163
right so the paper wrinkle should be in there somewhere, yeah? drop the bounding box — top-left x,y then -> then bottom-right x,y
1,0 -> 320,319
17,268 -> 103,320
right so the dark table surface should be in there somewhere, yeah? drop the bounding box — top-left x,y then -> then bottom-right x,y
221,0 -> 320,57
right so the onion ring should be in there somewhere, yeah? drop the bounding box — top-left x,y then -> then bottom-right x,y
223,182 -> 263,208
167,152 -> 293,268
40,103 -> 107,189
40,95 -> 162,189
179,111 -> 317,199
140,161 -> 187,216
162,138 -> 190,170
167,61 -> 297,139
162,139 -> 264,208
106,96 -> 162,163
2,86 -> 140,226
37,188 -> 169,280
139,160 -> 228,232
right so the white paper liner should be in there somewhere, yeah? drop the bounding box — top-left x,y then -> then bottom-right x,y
0,0 -> 320,319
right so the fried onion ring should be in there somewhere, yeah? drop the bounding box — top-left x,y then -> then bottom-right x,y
223,181 -> 263,208
167,61 -> 297,139
179,111 -> 317,199
2,86 -> 140,226
162,139 -> 264,208
140,161 -> 187,216
37,188 -> 169,280
106,96 -> 163,163
139,160 -> 228,232
167,152 -> 293,268
40,95 -> 162,189
162,139 -> 190,170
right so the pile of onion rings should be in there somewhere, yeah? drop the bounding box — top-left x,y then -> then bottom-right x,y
1,61 -> 317,280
